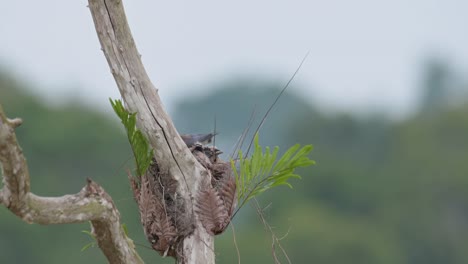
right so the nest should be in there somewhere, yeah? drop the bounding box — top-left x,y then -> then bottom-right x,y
130,142 -> 237,258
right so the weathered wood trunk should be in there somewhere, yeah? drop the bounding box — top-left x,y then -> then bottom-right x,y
0,107 -> 144,264
87,1 -> 226,263
0,1 -> 239,263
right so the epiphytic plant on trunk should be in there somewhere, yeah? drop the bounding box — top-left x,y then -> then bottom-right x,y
0,1 -> 314,263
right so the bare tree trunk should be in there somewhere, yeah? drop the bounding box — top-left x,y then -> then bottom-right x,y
87,0 -> 215,263
0,0 -> 217,262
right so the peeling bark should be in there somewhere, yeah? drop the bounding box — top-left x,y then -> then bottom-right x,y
0,104 -> 143,264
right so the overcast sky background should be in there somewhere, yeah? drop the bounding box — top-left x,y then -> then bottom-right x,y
1,0 -> 467,117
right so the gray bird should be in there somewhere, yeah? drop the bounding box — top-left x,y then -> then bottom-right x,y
180,133 -> 217,147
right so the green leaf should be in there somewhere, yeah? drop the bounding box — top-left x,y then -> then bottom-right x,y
81,230 -> 94,238
81,229 -> 96,252
231,133 -> 315,213
81,242 -> 95,252
110,98 -> 153,178
265,146 -> 279,175
273,144 -> 301,172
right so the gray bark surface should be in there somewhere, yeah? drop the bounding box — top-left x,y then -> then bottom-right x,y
0,104 -> 144,264
87,0 -> 215,263
1,1 -> 216,262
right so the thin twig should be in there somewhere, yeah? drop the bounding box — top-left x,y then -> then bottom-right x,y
245,51 -> 310,157
135,242 -> 155,251
103,154 -> 134,182
271,235 -> 280,264
253,199 -> 281,264
157,175 -> 169,217
276,238 -> 292,264
230,107 -> 257,160
231,167 -> 290,219
213,116 -> 217,145
263,202 -> 273,212
230,223 -> 241,264
253,198 -> 292,264
278,225 -> 292,241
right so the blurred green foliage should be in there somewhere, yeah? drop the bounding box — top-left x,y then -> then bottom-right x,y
1,63 -> 468,264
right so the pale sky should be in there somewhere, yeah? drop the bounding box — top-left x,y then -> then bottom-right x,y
1,0 -> 467,117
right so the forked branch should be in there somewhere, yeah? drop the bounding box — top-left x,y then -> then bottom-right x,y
0,104 -> 143,264
87,0 -> 215,263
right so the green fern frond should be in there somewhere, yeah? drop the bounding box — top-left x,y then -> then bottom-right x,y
231,133 -> 315,210
110,99 -> 153,177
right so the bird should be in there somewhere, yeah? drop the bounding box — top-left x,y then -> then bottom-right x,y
180,133 -> 217,147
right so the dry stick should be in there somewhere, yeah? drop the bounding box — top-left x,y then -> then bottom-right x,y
157,175 -> 169,217
227,51 -> 310,261
278,225 -> 292,241
109,156 -> 141,203
135,242 -> 155,251
252,199 -> 280,264
106,154 -> 134,181
213,116 -> 216,148
230,52 -> 309,263
227,111 -> 257,264
212,115 -> 218,162
276,235 -> 292,264
230,223 -> 241,264
245,51 -> 310,157
230,106 -> 257,160
235,107 -> 256,158
253,198 -> 292,264
272,238 -> 280,264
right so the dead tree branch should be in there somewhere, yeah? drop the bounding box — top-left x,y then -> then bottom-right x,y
0,104 -> 143,264
87,0 -> 215,263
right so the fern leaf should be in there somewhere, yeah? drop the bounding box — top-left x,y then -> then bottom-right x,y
110,98 -> 153,177
220,176 -> 237,217
273,144 -> 300,172
196,188 -> 230,235
231,133 -> 315,213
